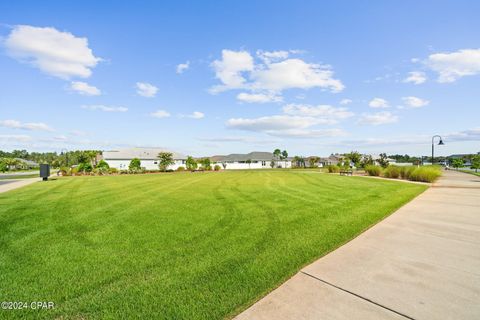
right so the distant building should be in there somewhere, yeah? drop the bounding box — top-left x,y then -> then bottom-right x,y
102,148 -> 187,170
210,151 -> 292,169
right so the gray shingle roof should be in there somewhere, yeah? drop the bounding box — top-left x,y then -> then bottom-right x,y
103,148 -> 186,160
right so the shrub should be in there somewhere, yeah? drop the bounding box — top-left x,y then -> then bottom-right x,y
0,162 -> 7,172
214,165 -> 221,171
77,162 -> 93,173
408,166 -> 441,183
383,165 -> 401,179
327,165 -> 339,173
109,167 -> 118,174
204,165 -> 212,171
365,165 -> 382,176
399,166 -> 415,179
96,159 -> 110,169
129,158 -> 141,171
176,166 -> 185,171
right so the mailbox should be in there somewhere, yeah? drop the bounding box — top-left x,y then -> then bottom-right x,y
40,164 -> 50,181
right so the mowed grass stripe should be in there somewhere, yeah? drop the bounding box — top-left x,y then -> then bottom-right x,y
0,171 -> 427,319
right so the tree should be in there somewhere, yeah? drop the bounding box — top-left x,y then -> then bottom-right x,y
471,155 -> 480,172
0,160 -> 7,172
345,151 -> 362,167
222,162 -> 227,169
246,159 -> 252,168
377,153 -> 389,168
273,149 -> 281,167
270,160 -> 275,168
451,158 -> 464,170
158,152 -> 174,171
280,150 -> 289,168
308,157 -> 320,168
96,159 -> 110,169
360,155 -> 374,168
129,158 -> 141,172
199,158 -> 211,170
186,156 -> 198,172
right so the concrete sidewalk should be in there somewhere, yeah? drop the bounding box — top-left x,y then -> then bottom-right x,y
0,177 -> 40,194
236,170 -> 480,320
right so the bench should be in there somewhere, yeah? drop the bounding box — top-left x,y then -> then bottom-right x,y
340,170 -> 353,176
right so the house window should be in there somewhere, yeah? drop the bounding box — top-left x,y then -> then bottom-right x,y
154,161 -> 158,164
262,161 -> 266,166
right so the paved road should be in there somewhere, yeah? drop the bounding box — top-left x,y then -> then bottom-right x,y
236,170 -> 480,320
0,178 -> 40,194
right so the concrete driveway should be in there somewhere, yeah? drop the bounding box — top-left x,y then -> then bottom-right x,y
236,170 -> 480,320
0,177 -> 40,194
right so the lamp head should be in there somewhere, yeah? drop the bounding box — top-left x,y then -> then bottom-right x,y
438,139 -> 444,145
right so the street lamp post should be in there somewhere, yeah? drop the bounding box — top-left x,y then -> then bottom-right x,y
431,135 -> 444,164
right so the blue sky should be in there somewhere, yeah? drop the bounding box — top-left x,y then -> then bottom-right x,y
0,0 -> 479,156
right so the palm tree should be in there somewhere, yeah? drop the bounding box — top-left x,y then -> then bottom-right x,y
158,152 -> 174,171
273,149 -> 281,167
281,150 -> 288,168
246,159 -> 252,168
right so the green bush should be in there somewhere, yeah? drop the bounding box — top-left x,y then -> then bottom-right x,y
0,162 -> 8,172
214,165 -> 221,171
408,166 -> 442,183
399,166 -> 415,179
383,165 -> 401,179
365,165 -> 382,176
78,162 -> 93,173
176,166 -> 185,172
96,159 -> 110,169
327,165 -> 340,173
108,168 -> 118,174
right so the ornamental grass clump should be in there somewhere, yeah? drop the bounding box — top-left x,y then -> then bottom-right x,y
408,166 -> 442,183
327,165 -> 340,173
383,165 -> 401,179
365,165 -> 382,176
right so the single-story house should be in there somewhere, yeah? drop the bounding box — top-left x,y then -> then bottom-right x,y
210,151 -> 292,170
102,148 -> 187,170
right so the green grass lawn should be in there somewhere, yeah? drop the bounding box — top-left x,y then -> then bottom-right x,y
0,171 -> 426,319
459,169 -> 480,177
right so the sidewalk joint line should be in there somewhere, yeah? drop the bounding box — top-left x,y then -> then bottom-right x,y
300,271 -> 416,320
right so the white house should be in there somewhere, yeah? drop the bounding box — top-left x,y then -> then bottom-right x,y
102,148 -> 187,170
210,152 -> 292,170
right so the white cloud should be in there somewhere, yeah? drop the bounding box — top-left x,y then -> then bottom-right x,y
402,96 -> 429,108
0,134 -> 32,143
267,128 -> 346,138
226,115 -> 330,131
237,92 -> 282,103
81,105 -> 128,112
446,128 -> 480,142
0,119 -> 53,131
251,58 -> 344,92
4,25 -> 101,79
70,81 -> 101,96
150,110 -> 171,118
176,61 -> 190,74
136,82 -> 158,98
282,104 -> 353,121
210,50 -> 255,93
340,99 -> 352,105
426,48 -> 480,83
210,49 -> 344,98
179,111 -> 204,119
368,98 -> 389,108
358,111 -> 398,125
403,71 -> 427,84
256,50 -> 290,63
